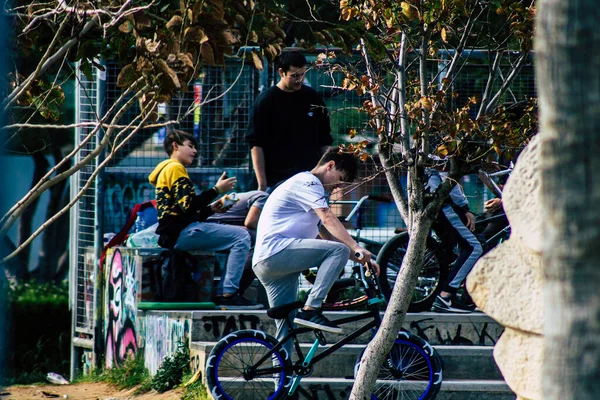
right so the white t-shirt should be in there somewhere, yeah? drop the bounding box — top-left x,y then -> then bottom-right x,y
252,172 -> 328,265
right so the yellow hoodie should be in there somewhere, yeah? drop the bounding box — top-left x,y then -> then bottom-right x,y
148,159 -> 218,248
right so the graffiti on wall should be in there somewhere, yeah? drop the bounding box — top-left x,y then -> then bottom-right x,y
144,315 -> 191,376
104,249 -> 139,368
193,312 -> 505,347
81,350 -> 95,376
201,314 -> 262,339
409,318 -> 501,346
103,173 -> 253,235
104,180 -> 155,234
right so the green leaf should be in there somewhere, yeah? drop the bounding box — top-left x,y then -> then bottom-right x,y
80,60 -> 94,81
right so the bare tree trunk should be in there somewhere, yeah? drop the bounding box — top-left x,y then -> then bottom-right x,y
536,0 -> 600,398
350,212 -> 433,399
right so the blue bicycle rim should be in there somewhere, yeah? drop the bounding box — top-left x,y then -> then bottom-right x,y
370,338 -> 435,400
214,337 -> 287,400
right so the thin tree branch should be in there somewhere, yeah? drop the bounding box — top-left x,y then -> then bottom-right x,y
4,15 -> 71,110
477,51 -> 503,119
0,76 -> 147,228
0,80 -> 150,237
3,98 -> 158,264
484,53 -> 527,114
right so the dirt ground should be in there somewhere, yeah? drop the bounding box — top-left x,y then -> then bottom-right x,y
0,382 -> 184,400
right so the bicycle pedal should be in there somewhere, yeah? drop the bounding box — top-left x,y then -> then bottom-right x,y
314,330 -> 327,346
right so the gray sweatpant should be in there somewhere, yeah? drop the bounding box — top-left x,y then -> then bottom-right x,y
253,238 -> 350,355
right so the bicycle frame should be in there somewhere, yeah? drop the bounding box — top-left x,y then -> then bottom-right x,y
246,265 -> 386,397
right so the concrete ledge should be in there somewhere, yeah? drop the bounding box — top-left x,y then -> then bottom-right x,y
191,310 -> 504,345
205,377 -> 514,400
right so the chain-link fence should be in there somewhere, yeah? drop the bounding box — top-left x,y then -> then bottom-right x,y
95,51 -> 534,244
70,49 -> 535,374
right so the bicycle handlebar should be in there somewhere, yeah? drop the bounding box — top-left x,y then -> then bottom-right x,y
477,168 -> 512,198
355,251 -> 379,280
487,169 -> 512,178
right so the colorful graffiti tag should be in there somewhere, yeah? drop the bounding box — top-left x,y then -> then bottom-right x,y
143,315 -> 191,376
104,249 -> 139,368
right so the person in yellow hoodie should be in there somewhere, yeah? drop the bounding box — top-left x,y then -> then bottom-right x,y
149,130 -> 262,309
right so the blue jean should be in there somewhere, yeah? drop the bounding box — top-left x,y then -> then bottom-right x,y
174,222 -> 251,295
253,239 -> 350,355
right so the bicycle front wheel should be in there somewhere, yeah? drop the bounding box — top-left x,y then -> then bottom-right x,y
356,331 -> 443,400
205,329 -> 292,400
376,233 -> 445,312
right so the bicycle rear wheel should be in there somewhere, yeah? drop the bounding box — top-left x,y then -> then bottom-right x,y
376,233 -> 446,312
302,267 -> 369,310
205,329 -> 292,400
356,331 -> 443,400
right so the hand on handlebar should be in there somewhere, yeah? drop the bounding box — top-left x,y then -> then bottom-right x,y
465,212 -> 476,231
366,260 -> 380,277
484,198 -> 503,213
353,250 -> 380,277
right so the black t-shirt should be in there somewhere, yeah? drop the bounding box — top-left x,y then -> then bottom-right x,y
246,85 -> 333,186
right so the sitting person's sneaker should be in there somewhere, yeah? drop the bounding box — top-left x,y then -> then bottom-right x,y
431,294 -> 476,313
214,294 -> 263,310
293,308 -> 343,334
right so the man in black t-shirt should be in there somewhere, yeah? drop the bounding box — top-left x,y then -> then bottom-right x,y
246,51 -> 333,191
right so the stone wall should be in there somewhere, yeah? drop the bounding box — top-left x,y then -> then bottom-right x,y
467,136 -> 543,400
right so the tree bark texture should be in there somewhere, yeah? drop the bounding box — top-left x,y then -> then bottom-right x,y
350,170 -> 435,398
536,0 -> 600,398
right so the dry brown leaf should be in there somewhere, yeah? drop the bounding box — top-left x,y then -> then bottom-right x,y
221,29 -> 239,45
420,97 -> 433,110
166,15 -> 183,31
184,27 -> 209,44
116,64 -> 137,88
273,26 -> 286,39
200,43 -> 216,65
140,93 -> 158,123
235,14 -> 246,26
262,27 -> 276,41
118,20 -> 133,33
155,59 -> 181,89
177,53 -> 194,69
134,11 -> 151,29
136,56 -> 153,73
251,51 -> 263,70
145,39 -> 161,54
208,0 -> 225,19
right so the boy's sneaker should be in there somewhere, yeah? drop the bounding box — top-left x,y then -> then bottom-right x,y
215,294 -> 263,310
431,294 -> 476,313
293,308 -> 343,334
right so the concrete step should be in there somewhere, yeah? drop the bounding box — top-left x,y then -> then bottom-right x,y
207,377 -> 514,400
190,309 -> 504,346
191,342 -> 503,381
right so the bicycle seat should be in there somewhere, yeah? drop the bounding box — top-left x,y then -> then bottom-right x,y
267,301 -> 304,319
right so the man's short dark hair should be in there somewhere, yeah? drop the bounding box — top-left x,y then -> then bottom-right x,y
164,130 -> 198,156
278,51 -> 307,73
317,147 -> 359,182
